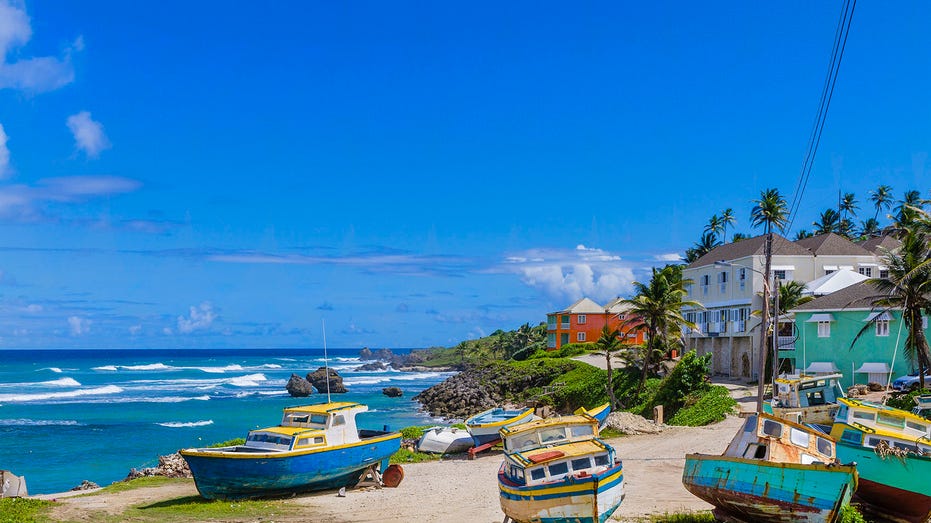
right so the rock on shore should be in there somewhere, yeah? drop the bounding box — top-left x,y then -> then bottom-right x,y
286,373 -> 315,397
124,453 -> 191,481
307,367 -> 348,394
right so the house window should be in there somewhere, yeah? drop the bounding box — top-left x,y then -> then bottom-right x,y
817,321 -> 831,338
773,270 -> 787,281
718,271 -> 728,293
577,314 -> 586,324
876,320 -> 890,337
700,274 -> 710,295
879,269 -> 889,279
859,267 -> 873,277
577,332 -> 586,342
738,268 -> 746,291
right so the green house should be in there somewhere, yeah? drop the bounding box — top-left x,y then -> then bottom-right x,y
788,281 -> 923,388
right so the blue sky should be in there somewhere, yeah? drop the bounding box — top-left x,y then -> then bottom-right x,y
0,1 -> 929,349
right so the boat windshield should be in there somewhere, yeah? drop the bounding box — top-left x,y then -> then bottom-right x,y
246,432 -> 294,450
282,412 -> 328,428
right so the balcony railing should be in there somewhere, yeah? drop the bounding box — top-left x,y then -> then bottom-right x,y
560,322 -> 570,330
776,336 -> 796,351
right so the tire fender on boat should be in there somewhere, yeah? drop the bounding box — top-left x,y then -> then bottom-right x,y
382,464 -> 404,488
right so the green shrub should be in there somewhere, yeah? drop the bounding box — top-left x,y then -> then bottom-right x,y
668,385 -> 737,426
0,498 -> 50,523
390,448 -> 443,463
839,505 -> 867,523
549,364 -> 608,411
528,343 -> 589,359
649,512 -> 716,522
886,389 -> 930,411
400,425 -> 433,440
208,438 -> 245,448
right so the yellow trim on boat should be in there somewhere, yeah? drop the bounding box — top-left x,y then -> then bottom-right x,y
509,440 -> 608,467
284,402 -> 361,414
180,431 -> 401,460
253,426 -> 324,437
470,408 -> 534,429
501,415 -> 594,436
834,421 -> 931,443
839,398 -> 930,425
497,468 -> 623,497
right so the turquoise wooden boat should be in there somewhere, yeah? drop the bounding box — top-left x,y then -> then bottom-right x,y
682,413 -> 857,523
574,402 -> 611,429
829,398 -> 931,523
770,373 -> 846,425
466,407 -> 536,446
498,415 -> 624,523
180,401 -> 400,500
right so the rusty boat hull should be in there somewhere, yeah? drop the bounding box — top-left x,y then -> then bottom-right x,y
682,453 -> 857,523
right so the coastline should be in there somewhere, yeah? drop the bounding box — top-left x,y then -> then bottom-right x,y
35,415 -> 744,522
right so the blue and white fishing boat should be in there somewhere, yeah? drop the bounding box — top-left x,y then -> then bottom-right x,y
682,412 -> 857,523
466,407 -> 536,446
497,413 -> 624,523
180,401 -> 400,500
574,402 -> 611,429
769,373 -> 846,425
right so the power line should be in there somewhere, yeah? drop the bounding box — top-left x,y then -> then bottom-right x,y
786,0 -> 857,234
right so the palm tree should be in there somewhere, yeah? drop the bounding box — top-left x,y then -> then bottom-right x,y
794,229 -> 813,240
853,225 -> 931,390
623,265 -> 701,395
870,184 -> 894,221
859,218 -> 880,238
592,325 -> 624,409
721,208 -> 736,244
772,280 -> 814,313
750,188 -> 789,409
894,189 -> 923,227
731,232 -> 749,242
704,215 -> 723,239
683,232 -> 722,263
840,192 -> 858,220
812,209 -> 841,235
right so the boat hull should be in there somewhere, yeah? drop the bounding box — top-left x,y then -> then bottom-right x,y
682,454 -> 856,523
575,403 -> 611,429
181,432 -> 401,500
834,440 -> 931,523
467,408 -> 535,446
770,404 -> 839,426
498,461 -> 624,523
417,427 -> 473,454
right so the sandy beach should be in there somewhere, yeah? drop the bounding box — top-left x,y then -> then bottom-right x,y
39,413 -> 745,522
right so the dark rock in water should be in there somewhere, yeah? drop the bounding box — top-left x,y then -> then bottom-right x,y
70,480 -> 99,491
307,367 -> 348,393
382,387 -> 403,397
286,373 -> 314,397
355,361 -> 388,372
373,348 -> 395,361
359,347 -> 375,360
124,453 -> 192,481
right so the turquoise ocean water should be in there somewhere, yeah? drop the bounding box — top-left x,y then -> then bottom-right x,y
0,348 -> 453,494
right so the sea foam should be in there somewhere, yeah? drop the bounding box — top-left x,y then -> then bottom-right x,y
0,385 -> 123,403
157,420 -> 214,428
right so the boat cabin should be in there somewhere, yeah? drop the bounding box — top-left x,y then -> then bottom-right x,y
831,398 -> 931,454
501,415 -> 599,454
502,439 -> 615,487
774,373 -> 845,409
724,413 -> 837,465
244,402 -> 367,452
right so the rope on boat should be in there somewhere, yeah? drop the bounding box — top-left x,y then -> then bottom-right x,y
873,439 -> 921,461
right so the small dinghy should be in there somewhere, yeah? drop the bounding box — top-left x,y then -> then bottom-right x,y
466,407 -> 536,447
417,426 -> 473,454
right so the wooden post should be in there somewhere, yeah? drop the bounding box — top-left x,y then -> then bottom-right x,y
653,405 -> 664,424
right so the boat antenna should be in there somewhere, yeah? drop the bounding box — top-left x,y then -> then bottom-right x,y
323,319 -> 331,403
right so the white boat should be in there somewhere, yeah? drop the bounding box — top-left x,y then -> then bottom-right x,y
417,426 -> 473,454
466,407 -> 536,447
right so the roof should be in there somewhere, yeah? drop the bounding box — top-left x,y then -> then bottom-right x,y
554,297 -> 606,314
687,233 -> 810,268
284,402 -> 362,414
791,281 -> 883,312
794,233 -> 873,256
500,415 -> 595,437
254,426 -> 323,437
803,269 -> 868,296
604,297 -> 633,314
860,234 -> 901,254
510,440 -> 607,467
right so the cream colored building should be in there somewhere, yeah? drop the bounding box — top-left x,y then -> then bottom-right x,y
682,233 -> 883,378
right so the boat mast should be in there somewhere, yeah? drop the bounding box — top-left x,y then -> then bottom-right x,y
323,319 -> 331,403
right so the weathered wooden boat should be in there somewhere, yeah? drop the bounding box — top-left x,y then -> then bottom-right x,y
466,407 -> 536,446
828,398 -> 931,523
682,412 -> 857,523
180,401 -> 400,500
498,414 -> 624,523
416,426 -> 473,454
574,402 -> 611,429
769,373 -> 845,425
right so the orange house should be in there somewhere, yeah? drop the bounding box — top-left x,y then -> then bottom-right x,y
546,297 -> 646,350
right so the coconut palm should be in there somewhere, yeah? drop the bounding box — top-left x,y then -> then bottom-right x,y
773,280 -> 814,313
704,215 -> 723,239
592,325 -> 624,409
853,224 -> 931,390
870,184 -> 894,221
859,218 -> 880,238
749,188 -> 789,408
731,232 -> 749,242
623,265 -> 701,395
794,229 -> 813,240
840,192 -> 858,220
721,208 -> 736,244
894,190 -> 924,227
683,232 -> 722,263
812,209 -> 841,235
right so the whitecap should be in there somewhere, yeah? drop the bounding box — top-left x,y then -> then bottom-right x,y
190,364 -> 244,374
226,373 -> 267,387
342,376 -> 393,386
0,385 -> 123,403
0,419 -> 82,426
261,364 -> 282,369
157,420 -> 214,428
41,377 -> 82,387
39,367 -> 63,373
92,365 -> 118,371
122,363 -> 173,371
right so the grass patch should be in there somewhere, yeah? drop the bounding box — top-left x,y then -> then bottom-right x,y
91,476 -> 186,494
125,495 -> 291,521
599,427 -> 625,439
0,498 -> 52,523
207,438 -> 244,448
390,447 -> 443,464
667,385 -> 737,426
648,512 -> 715,522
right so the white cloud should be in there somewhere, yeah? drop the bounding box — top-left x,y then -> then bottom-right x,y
67,315 -> 91,336
67,111 -> 110,158
500,245 -> 638,303
177,302 -> 216,334
0,1 -> 78,93
129,325 -> 141,335
0,175 -> 140,220
654,253 -> 683,262
0,122 -> 9,179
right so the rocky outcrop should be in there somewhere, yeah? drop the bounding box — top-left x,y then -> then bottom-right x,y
382,387 -> 403,397
70,480 -> 99,491
307,367 -> 348,394
286,373 -> 314,397
124,453 -> 191,481
355,361 -> 388,372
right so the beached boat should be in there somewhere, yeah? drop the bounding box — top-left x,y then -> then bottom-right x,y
417,426 -> 473,454
497,414 -> 624,523
827,398 -> 931,523
180,401 -> 400,500
682,412 -> 857,523
574,402 -> 611,429
466,407 -> 536,446
769,373 -> 846,425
